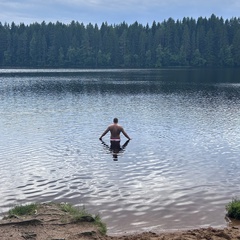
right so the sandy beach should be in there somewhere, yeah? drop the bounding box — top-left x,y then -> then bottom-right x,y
0,203 -> 240,240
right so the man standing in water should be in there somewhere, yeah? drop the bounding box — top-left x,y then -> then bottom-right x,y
99,118 -> 131,141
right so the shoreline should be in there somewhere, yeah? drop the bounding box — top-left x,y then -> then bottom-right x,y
0,203 -> 240,239
106,222 -> 240,239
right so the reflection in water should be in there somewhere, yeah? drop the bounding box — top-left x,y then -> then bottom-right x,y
100,139 -> 130,161
0,69 -> 240,234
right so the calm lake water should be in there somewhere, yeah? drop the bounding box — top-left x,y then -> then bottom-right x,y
0,68 -> 240,234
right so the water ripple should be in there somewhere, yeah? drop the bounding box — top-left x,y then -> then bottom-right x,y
1,70 -> 240,234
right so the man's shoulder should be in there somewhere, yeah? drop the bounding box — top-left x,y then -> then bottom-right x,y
109,124 -> 123,130
117,125 -> 123,130
108,124 -> 115,129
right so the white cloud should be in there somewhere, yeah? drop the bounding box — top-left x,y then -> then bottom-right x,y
0,0 -> 240,25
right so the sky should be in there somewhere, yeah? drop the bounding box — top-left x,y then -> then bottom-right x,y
0,0 -> 240,26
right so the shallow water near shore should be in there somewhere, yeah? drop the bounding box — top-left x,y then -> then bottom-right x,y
0,68 -> 240,234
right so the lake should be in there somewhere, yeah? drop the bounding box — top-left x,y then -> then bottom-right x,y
0,68 -> 240,234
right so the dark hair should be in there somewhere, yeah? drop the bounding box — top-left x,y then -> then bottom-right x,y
113,118 -> 118,123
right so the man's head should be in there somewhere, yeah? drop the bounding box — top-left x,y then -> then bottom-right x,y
113,118 -> 118,124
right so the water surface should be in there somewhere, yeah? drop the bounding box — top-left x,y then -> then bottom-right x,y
0,68 -> 240,234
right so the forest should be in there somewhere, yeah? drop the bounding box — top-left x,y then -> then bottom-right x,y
0,14 -> 240,68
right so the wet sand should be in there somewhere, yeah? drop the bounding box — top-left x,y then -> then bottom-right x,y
0,203 -> 240,240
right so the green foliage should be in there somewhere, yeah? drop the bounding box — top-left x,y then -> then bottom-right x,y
59,203 -> 89,216
94,214 -> 107,235
1,15 -> 240,68
8,203 -> 37,216
59,203 -> 107,235
7,203 -> 107,235
226,198 -> 240,220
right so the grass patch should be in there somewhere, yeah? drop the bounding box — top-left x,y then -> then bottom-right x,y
94,214 -> 107,235
59,203 -> 107,235
226,198 -> 240,220
8,203 -> 37,216
7,202 -> 107,235
59,202 -> 83,215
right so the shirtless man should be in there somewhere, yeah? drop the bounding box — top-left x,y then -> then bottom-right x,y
99,118 -> 131,141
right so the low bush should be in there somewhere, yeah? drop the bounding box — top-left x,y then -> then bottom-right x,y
226,198 -> 240,220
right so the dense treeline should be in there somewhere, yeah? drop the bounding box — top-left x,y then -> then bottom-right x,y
1,14 -> 240,68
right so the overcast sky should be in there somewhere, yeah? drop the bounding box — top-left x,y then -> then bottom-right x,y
0,0 -> 240,26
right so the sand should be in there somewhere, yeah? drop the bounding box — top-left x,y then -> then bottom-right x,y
0,203 -> 239,240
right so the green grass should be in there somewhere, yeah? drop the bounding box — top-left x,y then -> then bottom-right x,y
59,203 -> 107,235
8,203 -> 38,216
7,202 -> 107,235
94,214 -> 107,235
59,202 -> 83,215
226,198 -> 240,220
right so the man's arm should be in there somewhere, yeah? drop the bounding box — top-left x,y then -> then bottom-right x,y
121,128 -> 131,140
99,127 -> 110,140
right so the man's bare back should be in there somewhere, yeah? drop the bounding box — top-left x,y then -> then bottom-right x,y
99,118 -> 131,141
108,124 -> 123,139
